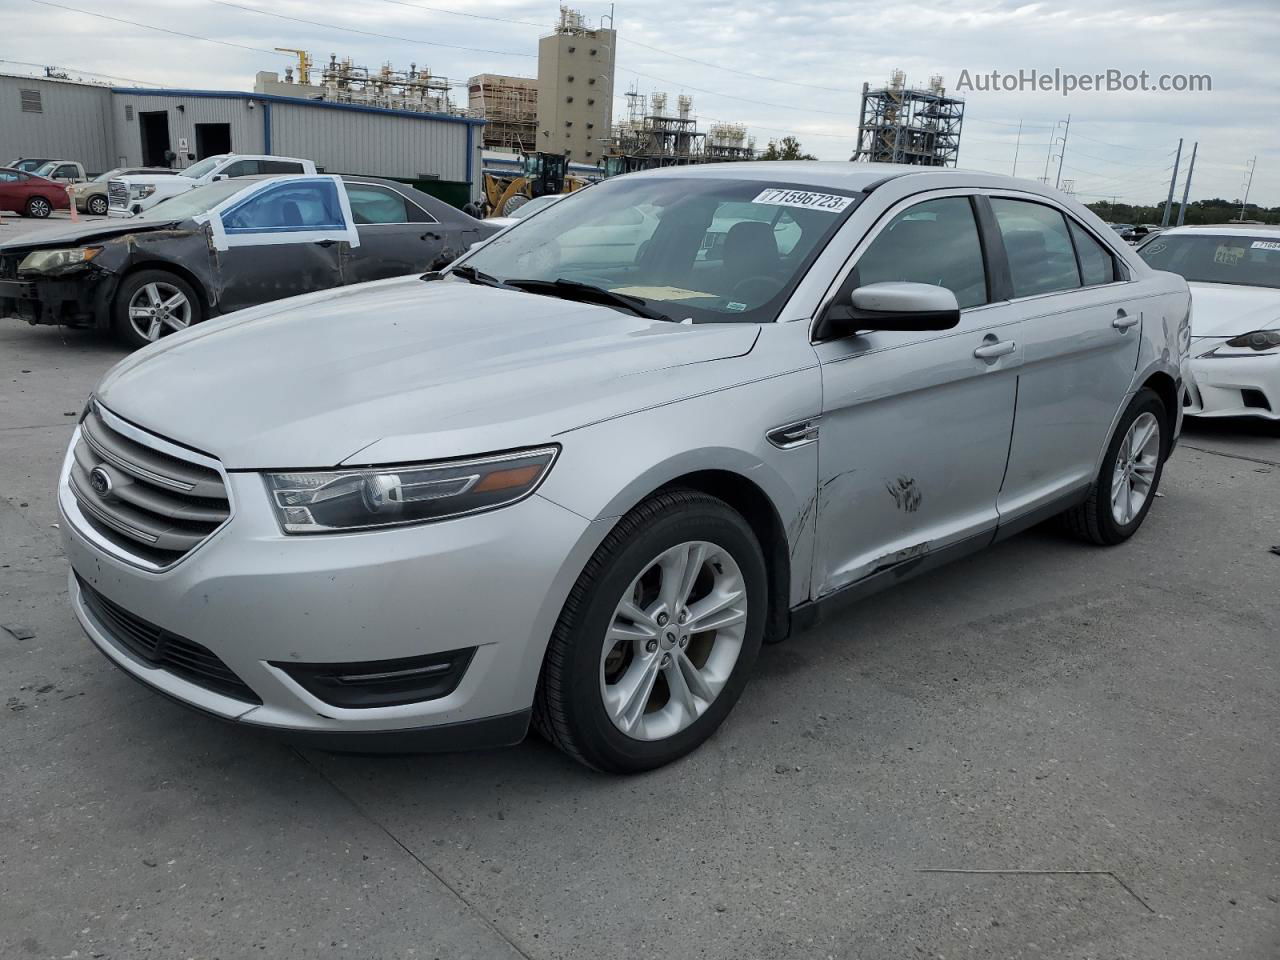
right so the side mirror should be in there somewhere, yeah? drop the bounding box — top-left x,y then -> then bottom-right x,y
212,173 -> 227,182
817,281 -> 961,341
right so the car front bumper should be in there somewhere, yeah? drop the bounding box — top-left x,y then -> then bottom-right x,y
0,272 -> 113,327
60,440 -> 608,749
1186,338 -> 1280,420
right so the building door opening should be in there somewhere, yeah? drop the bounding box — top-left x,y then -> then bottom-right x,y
139,111 -> 172,167
194,123 -> 232,159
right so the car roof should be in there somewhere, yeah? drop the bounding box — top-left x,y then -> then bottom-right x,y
1158,223 -> 1280,238
624,160 -> 1076,199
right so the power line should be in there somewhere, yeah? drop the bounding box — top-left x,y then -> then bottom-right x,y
208,0 -> 536,59
0,57 -> 162,87
24,0 -> 288,56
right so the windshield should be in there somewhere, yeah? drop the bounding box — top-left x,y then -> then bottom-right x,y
34,162 -> 58,176
511,194 -> 562,220
462,177 -> 861,323
181,156 -> 223,179
1139,233 -> 1280,289
131,179 -> 248,222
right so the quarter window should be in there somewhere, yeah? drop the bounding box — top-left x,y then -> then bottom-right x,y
990,198 -> 1082,297
220,180 -> 346,234
1068,220 -> 1117,286
853,197 -> 989,308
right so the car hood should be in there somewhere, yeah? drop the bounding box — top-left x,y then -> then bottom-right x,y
1188,281 -> 1280,338
95,276 -> 761,469
0,218 -> 179,252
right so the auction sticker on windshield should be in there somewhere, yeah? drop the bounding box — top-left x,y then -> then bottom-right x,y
753,188 -> 855,213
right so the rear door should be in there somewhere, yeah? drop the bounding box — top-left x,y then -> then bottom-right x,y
341,182 -> 449,282
986,195 -> 1143,519
206,176 -> 357,313
813,192 -> 1022,596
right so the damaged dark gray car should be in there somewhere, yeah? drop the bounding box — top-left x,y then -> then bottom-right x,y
0,174 -> 496,348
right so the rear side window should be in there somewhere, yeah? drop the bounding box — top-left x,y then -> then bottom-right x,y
262,160 -> 305,174
220,180 -> 345,234
853,196 -> 989,308
990,198 -> 1081,297
345,184 -> 433,224
1069,221 -> 1117,286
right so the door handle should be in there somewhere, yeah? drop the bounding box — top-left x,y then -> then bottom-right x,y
974,339 -> 1016,360
314,239 -> 337,248
421,231 -> 442,241
1112,310 -> 1140,330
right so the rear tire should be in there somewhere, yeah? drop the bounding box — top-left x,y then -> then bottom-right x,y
534,489 -> 767,773
1064,388 -> 1168,545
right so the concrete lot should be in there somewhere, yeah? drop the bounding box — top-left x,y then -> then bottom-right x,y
1,226 -> 1277,958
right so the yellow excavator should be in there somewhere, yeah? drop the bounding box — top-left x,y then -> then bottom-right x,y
482,153 -> 590,218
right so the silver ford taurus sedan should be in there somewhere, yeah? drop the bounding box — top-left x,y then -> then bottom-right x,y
60,162 -> 1191,772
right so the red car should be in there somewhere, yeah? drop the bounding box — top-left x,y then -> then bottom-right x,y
0,167 -> 71,218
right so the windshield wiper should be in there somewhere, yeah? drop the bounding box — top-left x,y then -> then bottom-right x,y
504,278 -> 673,322
446,264 -> 519,290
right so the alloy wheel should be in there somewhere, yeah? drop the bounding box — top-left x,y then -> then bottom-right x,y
128,282 -> 193,342
29,197 -> 51,218
1111,411 -> 1160,525
88,195 -> 108,215
600,540 -> 748,741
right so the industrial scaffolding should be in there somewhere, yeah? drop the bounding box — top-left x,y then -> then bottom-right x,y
468,74 -> 538,151
260,50 -> 463,116
608,91 -> 755,165
852,70 -> 964,167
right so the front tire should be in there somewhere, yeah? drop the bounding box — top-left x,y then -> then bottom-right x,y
111,270 -> 202,349
26,196 -> 52,218
87,195 -> 108,216
1064,388 -> 1168,545
534,489 -> 768,773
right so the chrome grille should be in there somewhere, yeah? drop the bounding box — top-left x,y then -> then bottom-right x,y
107,179 -> 128,209
68,404 -> 230,567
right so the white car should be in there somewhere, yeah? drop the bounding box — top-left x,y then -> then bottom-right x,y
108,153 -> 315,217
1139,225 -> 1280,420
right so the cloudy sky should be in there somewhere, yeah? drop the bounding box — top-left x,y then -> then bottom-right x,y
4,0 -> 1277,207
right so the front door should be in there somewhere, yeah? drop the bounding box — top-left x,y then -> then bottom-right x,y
986,196 -> 1143,517
813,194 -> 1021,597
209,176 -> 355,314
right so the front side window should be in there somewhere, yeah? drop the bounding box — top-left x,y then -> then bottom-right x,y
852,197 -> 989,309
220,180 -> 346,234
221,159 -> 262,178
1138,234 -> 1280,289
1069,221 -> 1117,286
462,177 -> 863,323
54,165 -> 78,179
991,198 -> 1082,297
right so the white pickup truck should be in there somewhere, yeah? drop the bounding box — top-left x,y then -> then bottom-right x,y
108,153 -> 316,217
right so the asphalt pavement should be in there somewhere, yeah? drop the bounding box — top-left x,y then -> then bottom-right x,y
1,248 -> 1277,958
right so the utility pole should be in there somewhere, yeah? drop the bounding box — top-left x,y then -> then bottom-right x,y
1012,120 -> 1022,178
1176,141 -> 1198,227
1162,138 -> 1183,227
1238,156 -> 1257,221
1054,114 -> 1070,190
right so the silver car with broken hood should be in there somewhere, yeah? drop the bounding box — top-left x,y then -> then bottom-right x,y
60,162 -> 1191,772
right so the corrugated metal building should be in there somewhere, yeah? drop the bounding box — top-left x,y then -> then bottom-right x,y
1,75 -> 485,205
0,74 -> 114,171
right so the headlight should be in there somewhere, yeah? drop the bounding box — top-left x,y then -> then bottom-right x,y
264,446 -> 559,534
129,184 -> 156,199
1223,329 -> 1280,352
18,246 -> 103,273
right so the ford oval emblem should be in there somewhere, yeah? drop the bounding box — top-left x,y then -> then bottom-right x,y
89,466 -> 112,496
